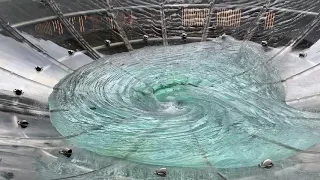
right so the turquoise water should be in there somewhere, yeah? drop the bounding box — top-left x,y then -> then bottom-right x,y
49,38 -> 320,168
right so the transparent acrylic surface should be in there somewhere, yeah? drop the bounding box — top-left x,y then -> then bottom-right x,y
1,0 -> 320,180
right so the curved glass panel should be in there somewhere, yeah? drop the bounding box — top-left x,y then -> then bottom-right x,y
1,0 -> 320,179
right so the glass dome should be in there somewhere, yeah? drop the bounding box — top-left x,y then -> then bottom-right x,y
1,0 -> 320,179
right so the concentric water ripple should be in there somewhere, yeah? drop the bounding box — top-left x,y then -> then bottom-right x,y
49,38 -> 320,168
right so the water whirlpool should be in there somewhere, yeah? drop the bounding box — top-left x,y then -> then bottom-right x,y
49,38 -> 320,168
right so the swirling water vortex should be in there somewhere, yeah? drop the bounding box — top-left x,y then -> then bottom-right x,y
49,38 -> 320,168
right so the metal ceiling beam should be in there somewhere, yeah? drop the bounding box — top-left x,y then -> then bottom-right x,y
105,1 -> 133,51
244,0 -> 271,41
201,0 -> 216,42
160,2 -> 168,46
43,0 -> 101,60
106,14 -> 133,51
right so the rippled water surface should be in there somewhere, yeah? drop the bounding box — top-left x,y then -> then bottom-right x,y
49,38 -> 320,168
